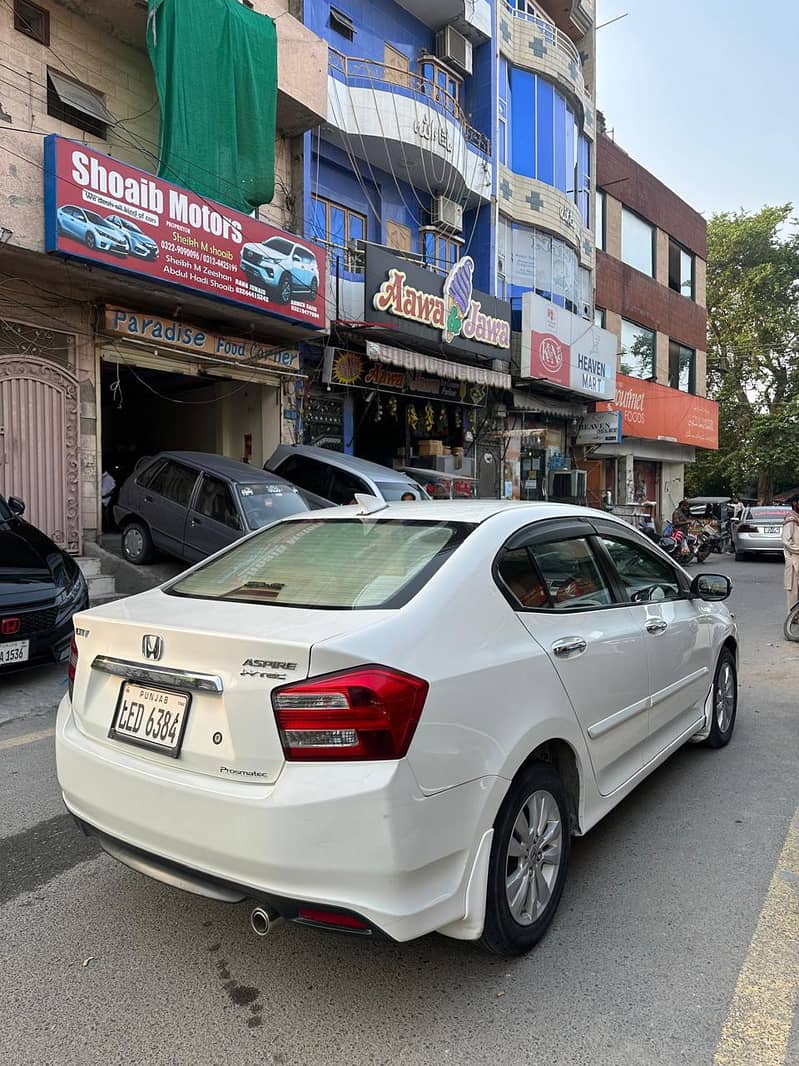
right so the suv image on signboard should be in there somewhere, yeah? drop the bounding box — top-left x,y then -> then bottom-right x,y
240,237 -> 320,303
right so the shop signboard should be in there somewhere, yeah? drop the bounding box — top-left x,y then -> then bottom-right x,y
365,247 -> 511,361
576,411 -> 622,445
44,136 -> 326,329
323,348 -> 488,407
104,307 -> 300,373
597,374 -> 719,450
520,291 -> 617,401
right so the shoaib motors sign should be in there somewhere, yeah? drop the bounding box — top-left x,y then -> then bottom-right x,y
366,247 -> 511,361
43,136 -> 326,329
520,292 -> 617,400
597,374 -> 719,450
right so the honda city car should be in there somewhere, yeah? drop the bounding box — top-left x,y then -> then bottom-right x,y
1,494 -> 88,671
733,505 -> 789,559
56,205 -> 130,255
240,237 -> 319,303
56,501 -> 737,956
105,215 -> 159,261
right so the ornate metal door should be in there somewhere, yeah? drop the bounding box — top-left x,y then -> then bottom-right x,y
0,357 -> 81,552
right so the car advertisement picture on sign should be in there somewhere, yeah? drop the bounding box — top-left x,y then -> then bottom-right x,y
519,292 -> 617,401
43,136 -> 326,329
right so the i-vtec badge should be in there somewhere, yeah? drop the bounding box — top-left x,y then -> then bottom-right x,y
142,634 -> 164,661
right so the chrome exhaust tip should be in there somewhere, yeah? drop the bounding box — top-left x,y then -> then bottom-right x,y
250,905 -> 281,937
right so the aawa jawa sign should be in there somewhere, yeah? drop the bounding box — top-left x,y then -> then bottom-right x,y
44,136 -> 326,329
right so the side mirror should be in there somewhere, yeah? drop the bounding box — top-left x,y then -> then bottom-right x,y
8,496 -> 25,516
691,573 -> 732,602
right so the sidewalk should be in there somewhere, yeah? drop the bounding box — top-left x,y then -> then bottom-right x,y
89,535 -> 185,598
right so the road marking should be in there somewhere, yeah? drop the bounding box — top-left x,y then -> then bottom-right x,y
714,809 -> 799,1066
0,727 -> 55,751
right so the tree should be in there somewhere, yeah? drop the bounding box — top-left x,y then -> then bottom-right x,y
686,205 -> 799,501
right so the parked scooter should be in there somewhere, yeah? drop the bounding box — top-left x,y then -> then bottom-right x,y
695,520 -> 733,562
659,521 -> 698,564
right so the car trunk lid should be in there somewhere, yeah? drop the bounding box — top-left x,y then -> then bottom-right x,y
70,590 -> 387,785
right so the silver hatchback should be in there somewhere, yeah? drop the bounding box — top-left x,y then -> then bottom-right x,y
733,506 -> 789,559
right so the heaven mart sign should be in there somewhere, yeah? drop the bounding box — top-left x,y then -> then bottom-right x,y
520,291 -> 617,401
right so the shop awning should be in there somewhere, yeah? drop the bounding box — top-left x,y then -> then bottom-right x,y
366,341 -> 511,390
511,389 -> 587,418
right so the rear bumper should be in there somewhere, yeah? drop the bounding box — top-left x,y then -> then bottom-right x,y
56,695 -> 505,942
736,534 -> 782,553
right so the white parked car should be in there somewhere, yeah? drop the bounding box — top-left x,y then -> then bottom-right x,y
56,501 -> 738,956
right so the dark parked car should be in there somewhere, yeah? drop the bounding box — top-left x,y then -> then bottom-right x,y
0,494 -> 88,671
113,452 -> 316,565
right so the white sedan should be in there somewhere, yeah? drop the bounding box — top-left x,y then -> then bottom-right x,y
56,500 -> 738,956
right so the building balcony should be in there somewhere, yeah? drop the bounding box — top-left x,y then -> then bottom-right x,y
392,0 -> 492,43
327,51 -> 492,208
60,0 -> 327,136
500,2 -> 595,130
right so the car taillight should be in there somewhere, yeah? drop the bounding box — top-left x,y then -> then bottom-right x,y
68,636 -> 79,700
737,523 -> 757,533
272,665 -> 428,761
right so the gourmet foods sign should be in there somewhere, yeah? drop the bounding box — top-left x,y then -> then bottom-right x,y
43,136 -> 326,329
366,247 -> 511,361
597,374 -> 719,449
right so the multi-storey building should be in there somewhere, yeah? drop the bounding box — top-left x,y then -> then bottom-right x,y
0,0 -> 327,553
587,129 -> 718,520
297,0 -> 609,499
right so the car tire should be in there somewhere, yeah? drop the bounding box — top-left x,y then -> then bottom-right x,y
734,549 -> 746,561
86,232 -> 96,250
122,520 -> 153,565
702,648 -> 737,748
479,761 -> 571,957
277,272 -> 292,304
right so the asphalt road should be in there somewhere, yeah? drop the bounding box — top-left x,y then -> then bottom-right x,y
1,556 -> 797,1066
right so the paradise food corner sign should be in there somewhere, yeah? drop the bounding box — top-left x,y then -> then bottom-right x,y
520,291 -> 617,401
366,247 -> 511,360
43,136 -> 326,329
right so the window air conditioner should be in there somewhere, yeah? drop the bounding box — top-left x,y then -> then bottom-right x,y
549,469 -> 587,501
435,25 -> 472,76
432,196 -> 463,234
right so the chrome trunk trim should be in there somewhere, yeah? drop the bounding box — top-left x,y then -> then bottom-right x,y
91,655 -> 223,693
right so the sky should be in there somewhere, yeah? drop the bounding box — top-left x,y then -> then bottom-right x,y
596,0 -> 798,218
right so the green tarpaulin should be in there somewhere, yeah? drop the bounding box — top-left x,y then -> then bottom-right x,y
147,0 -> 277,213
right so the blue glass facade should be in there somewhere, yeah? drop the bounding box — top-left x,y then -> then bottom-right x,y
301,0 -> 593,308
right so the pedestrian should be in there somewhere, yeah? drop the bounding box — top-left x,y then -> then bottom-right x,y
101,467 -> 118,532
782,496 -> 799,613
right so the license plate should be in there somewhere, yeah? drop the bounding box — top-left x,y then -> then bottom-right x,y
109,682 -> 191,757
764,527 -> 779,535
0,640 -> 29,665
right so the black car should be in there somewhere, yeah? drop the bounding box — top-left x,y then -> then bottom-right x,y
0,495 -> 88,672
113,451 -> 321,565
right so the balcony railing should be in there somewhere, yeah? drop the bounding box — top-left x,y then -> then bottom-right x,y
329,49 -> 491,156
504,1 -> 581,67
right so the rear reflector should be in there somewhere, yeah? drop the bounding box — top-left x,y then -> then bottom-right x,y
272,665 -> 428,761
68,636 -> 79,700
297,907 -> 369,931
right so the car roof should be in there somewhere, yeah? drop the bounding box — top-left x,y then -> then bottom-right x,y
272,445 -> 419,482
151,451 -> 293,485
286,499 -> 630,525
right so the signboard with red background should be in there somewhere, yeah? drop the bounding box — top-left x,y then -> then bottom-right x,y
597,374 -> 719,450
43,136 -> 325,330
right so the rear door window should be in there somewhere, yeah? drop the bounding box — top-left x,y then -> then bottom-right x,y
147,461 -> 199,507
136,458 -> 165,489
275,455 -> 332,499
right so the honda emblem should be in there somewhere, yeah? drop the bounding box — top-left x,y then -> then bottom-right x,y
142,634 -> 163,661
1,618 -> 21,636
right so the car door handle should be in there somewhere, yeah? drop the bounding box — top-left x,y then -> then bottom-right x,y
190,517 -> 202,527
552,637 -> 587,658
646,620 -> 668,634
143,494 -> 153,504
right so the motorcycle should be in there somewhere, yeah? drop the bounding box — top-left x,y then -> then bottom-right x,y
695,519 -> 734,562
659,522 -> 698,564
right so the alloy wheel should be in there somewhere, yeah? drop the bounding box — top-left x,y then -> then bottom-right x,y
504,789 -> 563,926
715,660 -> 735,732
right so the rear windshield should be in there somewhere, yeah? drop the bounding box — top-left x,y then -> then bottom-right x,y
375,482 -> 424,501
166,518 -> 474,609
749,508 -> 789,521
237,483 -> 308,529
